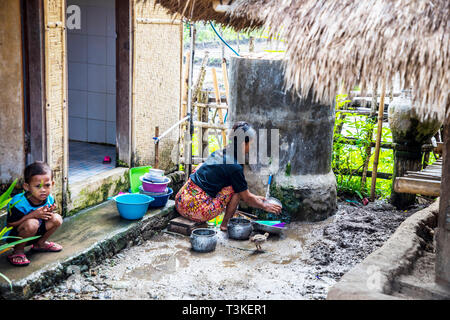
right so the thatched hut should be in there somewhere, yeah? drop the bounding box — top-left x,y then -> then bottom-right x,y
154,0 -> 450,293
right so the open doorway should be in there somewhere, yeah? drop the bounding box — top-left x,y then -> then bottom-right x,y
67,0 -> 117,184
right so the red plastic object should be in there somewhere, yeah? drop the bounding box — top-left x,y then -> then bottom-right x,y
103,156 -> 111,163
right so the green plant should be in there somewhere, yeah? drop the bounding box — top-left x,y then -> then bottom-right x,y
333,102 -> 395,200
0,179 -> 40,290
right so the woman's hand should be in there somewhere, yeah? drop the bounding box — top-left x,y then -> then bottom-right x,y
263,201 -> 282,215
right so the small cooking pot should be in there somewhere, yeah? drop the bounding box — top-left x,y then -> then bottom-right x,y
227,217 -> 253,240
190,228 -> 217,253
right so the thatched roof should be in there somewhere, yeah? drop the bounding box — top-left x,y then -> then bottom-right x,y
150,0 -> 263,30
150,0 -> 449,121
231,0 -> 450,121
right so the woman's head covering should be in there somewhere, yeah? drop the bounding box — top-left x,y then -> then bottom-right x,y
225,122 -> 256,164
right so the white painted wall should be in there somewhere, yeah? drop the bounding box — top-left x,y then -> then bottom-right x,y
67,0 -> 116,145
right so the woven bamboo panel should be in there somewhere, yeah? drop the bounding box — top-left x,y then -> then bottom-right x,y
132,0 -> 182,169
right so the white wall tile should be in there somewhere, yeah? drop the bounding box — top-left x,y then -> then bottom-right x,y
68,62 -> 87,91
87,6 -> 107,36
87,92 -> 107,120
87,35 -> 107,65
106,65 -> 116,94
106,36 -> 116,66
69,117 -> 88,141
88,119 -> 106,143
106,94 -> 116,122
67,34 -> 87,63
106,7 -> 116,37
88,64 -> 107,93
106,121 -> 116,145
69,90 -> 87,118
68,0 -> 116,146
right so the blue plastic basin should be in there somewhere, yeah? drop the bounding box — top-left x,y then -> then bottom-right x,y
148,187 -> 173,208
113,194 -> 154,220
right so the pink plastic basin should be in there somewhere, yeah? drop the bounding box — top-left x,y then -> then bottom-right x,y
140,176 -> 170,193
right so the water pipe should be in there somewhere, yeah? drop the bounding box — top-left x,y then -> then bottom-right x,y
209,22 -> 240,57
153,115 -> 190,143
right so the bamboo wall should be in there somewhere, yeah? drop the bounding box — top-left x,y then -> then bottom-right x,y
132,0 -> 182,169
43,0 -> 68,206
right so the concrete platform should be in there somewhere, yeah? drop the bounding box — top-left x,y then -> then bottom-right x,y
0,200 -> 177,299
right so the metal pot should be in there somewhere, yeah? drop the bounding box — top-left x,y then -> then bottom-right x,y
190,228 -> 217,253
227,217 -> 253,240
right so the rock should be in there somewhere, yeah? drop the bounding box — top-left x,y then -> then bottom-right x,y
68,283 -> 82,294
82,285 -> 98,294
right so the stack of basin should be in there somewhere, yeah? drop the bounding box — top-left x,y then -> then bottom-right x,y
139,169 -> 173,207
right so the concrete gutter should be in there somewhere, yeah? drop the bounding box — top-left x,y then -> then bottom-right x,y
327,200 -> 440,300
0,200 -> 177,300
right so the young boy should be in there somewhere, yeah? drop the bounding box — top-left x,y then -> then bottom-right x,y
6,161 -> 63,266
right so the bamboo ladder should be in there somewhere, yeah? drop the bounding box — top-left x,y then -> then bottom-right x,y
179,55 -> 230,165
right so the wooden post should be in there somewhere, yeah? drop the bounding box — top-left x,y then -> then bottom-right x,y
370,79 -> 386,201
249,36 -> 255,53
179,50 -> 191,164
181,50 -> 190,123
221,58 -> 230,105
436,113 -> 450,286
154,126 -> 159,169
186,22 -> 196,179
361,83 -> 378,189
211,68 -> 227,146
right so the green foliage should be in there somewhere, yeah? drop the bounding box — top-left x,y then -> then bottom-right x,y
183,22 -> 264,43
333,104 -> 394,200
0,179 -> 17,210
335,94 -> 352,110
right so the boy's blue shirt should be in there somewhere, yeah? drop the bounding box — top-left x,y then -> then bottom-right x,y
3,192 -> 55,237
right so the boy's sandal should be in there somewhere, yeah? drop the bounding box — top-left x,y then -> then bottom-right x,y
31,242 -> 63,253
8,254 -> 30,266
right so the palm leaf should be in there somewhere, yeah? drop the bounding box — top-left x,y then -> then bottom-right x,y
0,198 -> 12,210
1,236 -> 24,240
0,272 -> 12,291
0,236 -> 41,252
0,227 -> 12,239
0,179 -> 17,209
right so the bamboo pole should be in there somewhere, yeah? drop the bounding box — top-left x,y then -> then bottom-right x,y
361,84 -> 378,189
186,23 -> 196,179
221,58 -> 230,104
211,68 -> 227,145
155,126 -> 159,169
394,177 -> 441,197
370,79 -> 386,201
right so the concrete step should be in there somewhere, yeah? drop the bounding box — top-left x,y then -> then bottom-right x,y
0,200 -> 177,299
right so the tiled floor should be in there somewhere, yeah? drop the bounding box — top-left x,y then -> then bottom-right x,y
69,140 -> 116,184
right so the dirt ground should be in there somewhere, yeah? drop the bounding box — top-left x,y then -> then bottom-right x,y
33,199 -> 429,300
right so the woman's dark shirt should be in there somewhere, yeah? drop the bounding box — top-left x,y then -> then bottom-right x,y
190,149 -> 248,198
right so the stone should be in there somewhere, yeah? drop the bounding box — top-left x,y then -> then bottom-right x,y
82,285 -> 98,294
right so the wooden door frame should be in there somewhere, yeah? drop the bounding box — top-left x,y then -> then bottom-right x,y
22,0 -> 47,165
116,0 -> 133,167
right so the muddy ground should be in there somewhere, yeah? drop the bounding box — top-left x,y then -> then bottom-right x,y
33,199 -> 430,300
